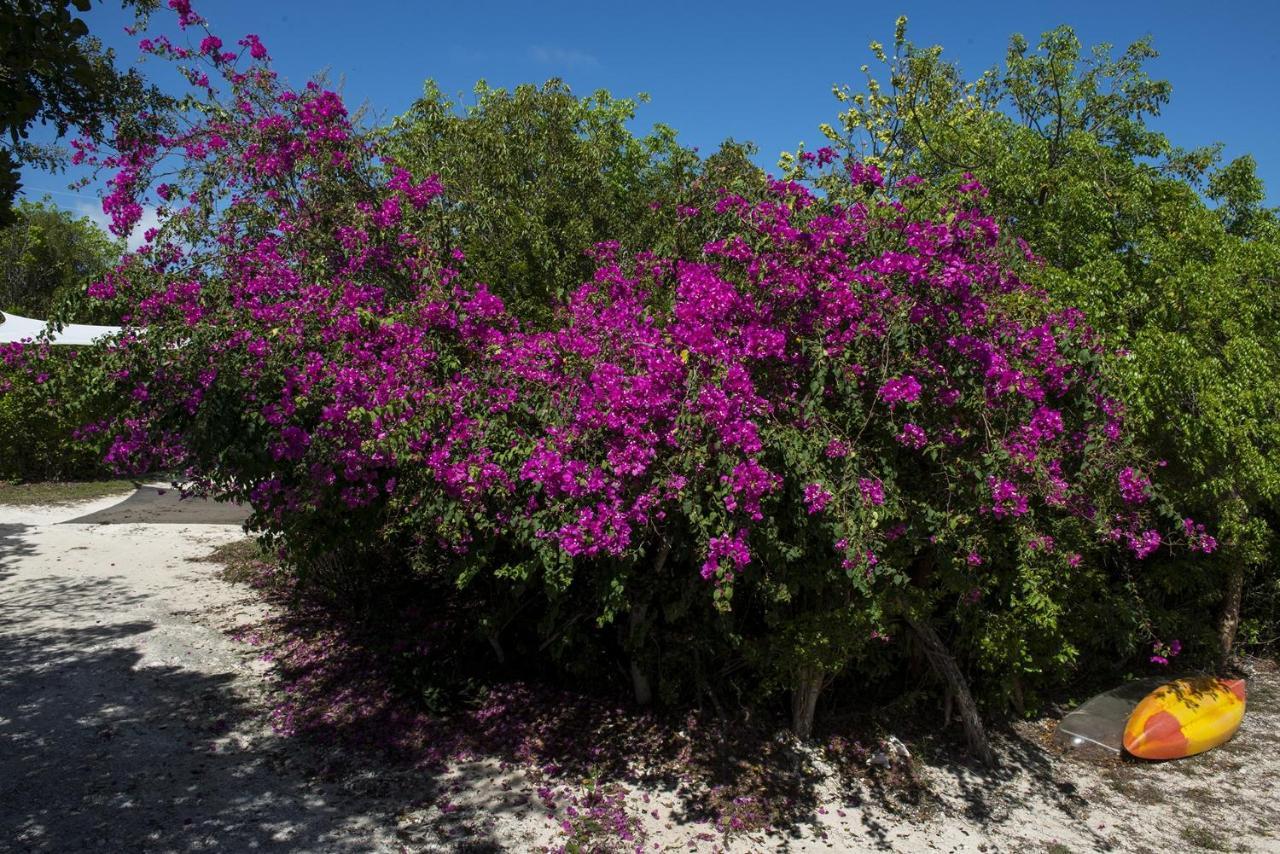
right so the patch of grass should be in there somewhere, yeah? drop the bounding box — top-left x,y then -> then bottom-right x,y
193,537 -> 277,584
1180,824 -> 1230,851
1172,754 -> 1217,776
1043,843 -> 1072,854
1103,777 -> 1165,805
1180,786 -> 1220,811
0,479 -> 136,506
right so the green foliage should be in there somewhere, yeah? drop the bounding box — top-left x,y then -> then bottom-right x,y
0,198 -> 122,319
0,345 -> 109,480
800,19 -> 1280,671
0,200 -> 121,481
380,79 -> 764,321
0,0 -> 163,225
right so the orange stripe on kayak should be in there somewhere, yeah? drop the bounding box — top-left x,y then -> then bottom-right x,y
1225,679 -> 1246,702
1133,710 -> 1190,760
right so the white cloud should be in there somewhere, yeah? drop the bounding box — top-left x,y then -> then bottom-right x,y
73,200 -> 160,253
528,45 -> 599,68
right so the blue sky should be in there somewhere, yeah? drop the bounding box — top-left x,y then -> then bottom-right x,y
18,0 -> 1279,239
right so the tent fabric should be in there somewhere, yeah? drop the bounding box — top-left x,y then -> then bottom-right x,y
0,311 -> 121,345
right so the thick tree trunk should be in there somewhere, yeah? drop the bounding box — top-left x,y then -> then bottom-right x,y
905,614 -> 997,768
630,659 -> 653,706
628,602 -> 653,705
1218,565 -> 1245,669
791,664 -> 824,740
627,542 -> 670,707
1010,677 -> 1026,717
487,632 -> 506,664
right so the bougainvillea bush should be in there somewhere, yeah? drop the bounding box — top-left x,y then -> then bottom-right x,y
23,2 -> 1219,746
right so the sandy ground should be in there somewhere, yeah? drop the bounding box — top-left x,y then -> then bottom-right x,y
0,490 -> 432,853
1,489 -> 1277,853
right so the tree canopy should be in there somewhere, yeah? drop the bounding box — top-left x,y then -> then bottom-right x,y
0,197 -> 122,321
791,20 -> 1280,659
0,0 -> 161,225
381,79 -> 764,321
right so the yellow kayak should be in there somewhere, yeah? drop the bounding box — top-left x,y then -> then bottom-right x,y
1123,677 -> 1246,760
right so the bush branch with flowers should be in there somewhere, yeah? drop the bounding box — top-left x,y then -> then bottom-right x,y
9,1 -> 1227,761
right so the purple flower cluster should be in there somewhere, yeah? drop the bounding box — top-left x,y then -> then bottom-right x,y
987,478 -> 1029,519
702,530 -> 752,581
1150,638 -> 1182,666
858,478 -> 885,506
803,482 -> 833,514
1182,518 -> 1218,554
1118,467 -> 1151,504
896,423 -> 927,449
878,375 -> 922,407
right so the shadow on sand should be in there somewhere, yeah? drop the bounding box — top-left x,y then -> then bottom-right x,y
0,522 -> 496,852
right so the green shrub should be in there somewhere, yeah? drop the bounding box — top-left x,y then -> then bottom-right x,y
0,346 -> 108,481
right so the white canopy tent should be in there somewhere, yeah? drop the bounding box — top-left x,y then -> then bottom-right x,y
0,310 -> 121,345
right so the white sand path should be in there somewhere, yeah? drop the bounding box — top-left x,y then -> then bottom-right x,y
0,494 -> 447,853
